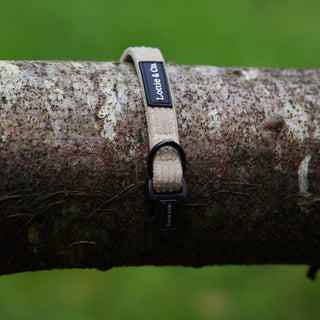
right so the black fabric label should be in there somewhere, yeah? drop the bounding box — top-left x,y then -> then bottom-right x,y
139,61 -> 173,107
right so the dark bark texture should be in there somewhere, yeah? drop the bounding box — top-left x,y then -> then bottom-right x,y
0,61 -> 320,275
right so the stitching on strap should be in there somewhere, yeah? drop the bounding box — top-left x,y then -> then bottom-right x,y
120,46 -> 183,192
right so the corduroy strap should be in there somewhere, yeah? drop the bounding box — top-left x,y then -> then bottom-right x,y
120,46 -> 183,193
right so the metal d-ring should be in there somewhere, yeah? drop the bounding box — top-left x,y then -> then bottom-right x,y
146,140 -> 187,232
147,140 -> 186,178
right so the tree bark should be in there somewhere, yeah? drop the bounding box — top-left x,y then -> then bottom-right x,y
0,60 -> 319,275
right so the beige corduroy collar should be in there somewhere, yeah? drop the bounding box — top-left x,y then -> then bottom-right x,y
120,46 -> 183,193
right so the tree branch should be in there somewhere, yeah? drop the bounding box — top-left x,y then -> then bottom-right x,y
0,61 -> 319,275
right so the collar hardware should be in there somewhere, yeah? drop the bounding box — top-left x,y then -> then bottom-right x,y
146,140 -> 187,232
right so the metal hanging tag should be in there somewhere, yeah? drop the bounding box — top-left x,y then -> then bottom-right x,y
145,140 -> 187,232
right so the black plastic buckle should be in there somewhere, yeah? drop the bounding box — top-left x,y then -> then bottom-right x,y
146,140 -> 187,232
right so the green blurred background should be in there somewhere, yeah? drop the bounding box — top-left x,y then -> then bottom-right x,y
0,0 -> 320,319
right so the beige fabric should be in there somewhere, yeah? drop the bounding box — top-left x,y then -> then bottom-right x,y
120,46 -> 183,192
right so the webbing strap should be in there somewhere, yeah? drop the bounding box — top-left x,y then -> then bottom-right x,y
120,47 -> 183,193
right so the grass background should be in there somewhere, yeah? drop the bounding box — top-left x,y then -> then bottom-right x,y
0,0 -> 320,319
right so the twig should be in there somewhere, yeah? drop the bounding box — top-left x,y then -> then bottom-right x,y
68,241 -> 97,248
135,154 -> 139,186
4,214 -> 34,219
205,190 -> 251,198
87,183 -> 144,217
0,193 -> 41,202
220,181 -> 258,187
